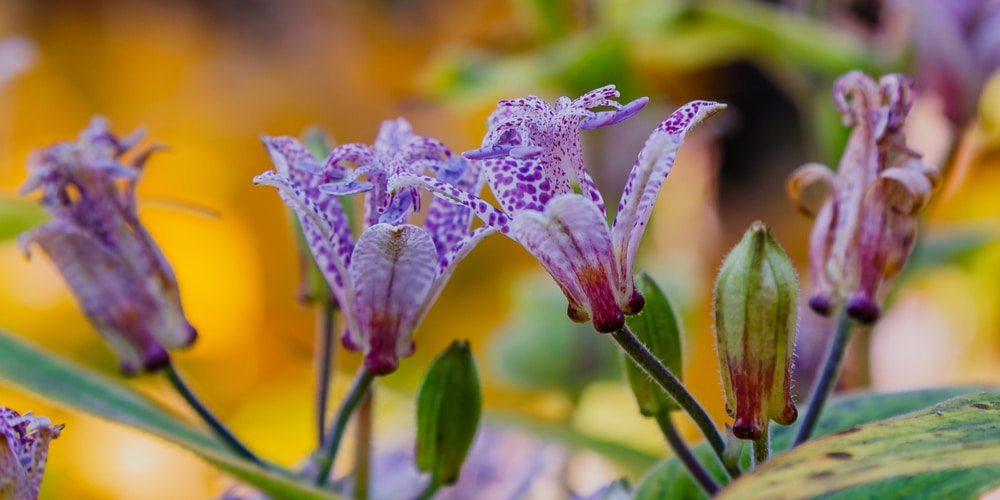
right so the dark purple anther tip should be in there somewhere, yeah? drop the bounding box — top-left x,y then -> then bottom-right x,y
846,294 -> 880,324
809,295 -> 833,316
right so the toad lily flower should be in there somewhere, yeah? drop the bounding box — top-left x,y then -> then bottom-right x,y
254,118 -> 493,375
787,71 -> 941,324
19,118 -> 197,375
390,85 -> 725,333
0,408 -> 63,500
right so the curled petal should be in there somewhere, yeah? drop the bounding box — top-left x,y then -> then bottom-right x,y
786,162 -> 836,218
1,408 -> 63,500
512,194 -> 623,333
873,160 -> 941,215
878,74 -> 916,136
579,97 -> 650,130
350,224 -> 439,375
611,100 -> 726,301
833,71 -> 881,127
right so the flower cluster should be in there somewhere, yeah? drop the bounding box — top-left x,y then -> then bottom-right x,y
19,118 -> 197,375
788,71 -> 940,324
254,118 -> 494,375
392,85 -> 725,333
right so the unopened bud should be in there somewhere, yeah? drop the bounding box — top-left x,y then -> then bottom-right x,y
714,221 -> 798,441
623,273 -> 683,416
415,340 -> 482,485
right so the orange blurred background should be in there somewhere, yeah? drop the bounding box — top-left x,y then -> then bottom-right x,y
3,1 -> 1000,498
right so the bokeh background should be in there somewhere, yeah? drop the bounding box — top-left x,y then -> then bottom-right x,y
2,0 -> 1000,498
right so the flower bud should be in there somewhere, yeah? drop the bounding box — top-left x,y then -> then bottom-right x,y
623,273 -> 683,416
415,340 -> 482,485
713,221 -> 798,441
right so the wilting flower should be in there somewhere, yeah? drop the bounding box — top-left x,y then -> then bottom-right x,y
391,85 -> 725,333
0,407 -> 63,500
714,222 -> 798,441
787,71 -> 940,323
902,0 -> 1000,126
254,119 -> 493,375
19,118 -> 197,375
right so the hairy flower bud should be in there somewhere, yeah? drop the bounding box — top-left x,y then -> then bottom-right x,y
714,221 -> 798,441
415,340 -> 482,486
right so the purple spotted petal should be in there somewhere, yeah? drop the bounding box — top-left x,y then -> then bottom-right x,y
390,173 -> 513,234
349,224 -> 439,375
253,171 -> 356,329
483,156 -> 553,214
611,100 -> 726,302
0,408 -> 63,500
511,194 -> 624,333
319,180 -> 374,196
374,118 -> 414,153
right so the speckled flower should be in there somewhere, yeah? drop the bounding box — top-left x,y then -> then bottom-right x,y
255,119 -> 493,375
19,118 -> 197,375
787,71 -> 940,324
0,407 -> 63,500
391,85 -> 725,333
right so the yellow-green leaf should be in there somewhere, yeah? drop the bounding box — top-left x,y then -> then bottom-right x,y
719,392 -> 1000,499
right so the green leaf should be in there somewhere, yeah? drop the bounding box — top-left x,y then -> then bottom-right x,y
720,392 -> 1000,499
0,197 -> 47,243
0,330 -> 344,500
624,273 -> 683,415
635,387 -> 1000,499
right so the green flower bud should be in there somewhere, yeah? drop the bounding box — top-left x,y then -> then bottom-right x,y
623,273 -> 683,416
415,340 -> 482,486
714,221 -> 798,441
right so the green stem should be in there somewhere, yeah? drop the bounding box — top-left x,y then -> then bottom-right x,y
751,428 -> 770,468
353,389 -> 373,500
792,308 -> 853,446
416,479 -> 441,500
164,362 -> 262,466
611,327 -> 741,479
316,367 -> 376,486
654,411 -> 720,495
314,301 -> 337,446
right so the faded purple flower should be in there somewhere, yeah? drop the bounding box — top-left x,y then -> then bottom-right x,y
254,118 -> 493,375
0,407 -> 63,500
902,0 -> 1000,126
19,118 -> 197,375
787,71 -> 940,324
391,85 -> 725,333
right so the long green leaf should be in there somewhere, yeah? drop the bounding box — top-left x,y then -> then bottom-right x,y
635,387 -> 1000,499
720,392 -> 1000,499
0,331 -> 343,500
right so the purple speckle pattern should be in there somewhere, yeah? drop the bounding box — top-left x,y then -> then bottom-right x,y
610,100 -> 726,299
1,407 -> 64,499
259,118 -> 494,374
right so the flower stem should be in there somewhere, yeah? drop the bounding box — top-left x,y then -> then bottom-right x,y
164,362 -> 262,466
316,367 -> 376,486
416,479 -> 441,500
792,308 -> 853,447
611,326 -> 741,479
751,429 -> 770,468
654,410 -> 720,495
353,389 -> 373,500
314,301 -> 338,446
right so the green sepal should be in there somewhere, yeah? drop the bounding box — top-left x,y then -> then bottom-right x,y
623,273 -> 683,416
415,340 -> 482,485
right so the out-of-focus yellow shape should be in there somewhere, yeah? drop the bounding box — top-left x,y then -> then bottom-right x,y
572,381 -> 667,455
